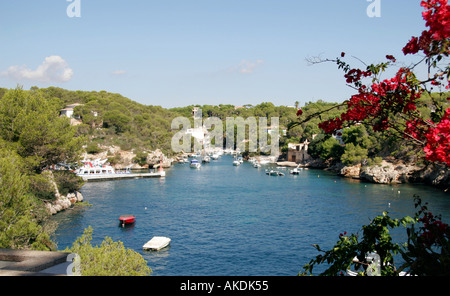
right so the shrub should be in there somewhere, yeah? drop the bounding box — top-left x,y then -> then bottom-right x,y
341,143 -> 368,166
86,143 -> 101,154
64,226 -> 152,276
29,172 -> 56,201
53,170 -> 84,196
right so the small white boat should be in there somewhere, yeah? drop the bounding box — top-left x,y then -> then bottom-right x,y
233,160 -> 241,166
253,162 -> 261,168
190,159 -> 201,169
143,236 -> 171,251
266,169 -> 284,176
211,154 -> 220,160
290,167 -> 302,175
202,155 -> 211,163
290,164 -> 304,175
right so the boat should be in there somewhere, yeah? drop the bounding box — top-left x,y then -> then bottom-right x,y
232,160 -> 241,166
76,158 -> 118,176
253,162 -> 261,168
119,215 -> 135,227
190,159 -> 201,169
179,157 -> 189,163
143,236 -> 171,251
290,165 -> 302,175
265,169 -> 284,176
202,155 -> 211,163
76,158 -> 165,181
211,154 -> 220,160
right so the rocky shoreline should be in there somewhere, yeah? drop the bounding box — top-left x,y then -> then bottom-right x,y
45,191 -> 84,215
43,171 -> 84,215
277,158 -> 450,192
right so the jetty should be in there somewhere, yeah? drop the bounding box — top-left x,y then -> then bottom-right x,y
79,170 -> 165,182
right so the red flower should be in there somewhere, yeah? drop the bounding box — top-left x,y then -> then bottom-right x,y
424,108 -> 450,166
386,55 -> 396,62
403,0 -> 450,56
296,109 -> 303,116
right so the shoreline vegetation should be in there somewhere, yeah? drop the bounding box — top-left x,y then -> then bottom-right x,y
0,85 -> 448,274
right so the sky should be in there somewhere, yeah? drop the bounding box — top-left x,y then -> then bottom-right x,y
0,0 -> 428,108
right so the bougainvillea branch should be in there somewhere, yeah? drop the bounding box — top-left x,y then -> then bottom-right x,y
294,0 -> 450,166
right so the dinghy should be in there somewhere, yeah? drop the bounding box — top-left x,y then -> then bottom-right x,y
119,215 -> 135,227
143,236 -> 171,251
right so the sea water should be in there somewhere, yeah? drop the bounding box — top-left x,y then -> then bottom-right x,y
51,155 -> 450,276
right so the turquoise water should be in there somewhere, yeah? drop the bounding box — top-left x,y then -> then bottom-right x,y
51,155 -> 450,275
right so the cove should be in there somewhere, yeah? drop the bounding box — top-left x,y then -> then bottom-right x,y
50,155 -> 450,276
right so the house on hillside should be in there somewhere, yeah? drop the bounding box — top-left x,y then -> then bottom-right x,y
287,141 -> 311,163
59,103 -> 83,125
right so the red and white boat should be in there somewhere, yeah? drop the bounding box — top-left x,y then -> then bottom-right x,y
119,215 -> 136,226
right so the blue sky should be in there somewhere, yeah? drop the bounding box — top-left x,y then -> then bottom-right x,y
0,0 -> 427,108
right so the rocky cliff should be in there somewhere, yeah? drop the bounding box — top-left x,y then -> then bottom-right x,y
338,160 -> 449,192
302,157 -> 449,192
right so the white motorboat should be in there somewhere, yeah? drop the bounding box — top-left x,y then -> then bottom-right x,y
190,159 -> 201,169
143,236 -> 171,251
265,169 -> 284,176
290,166 -> 303,175
232,160 -> 241,166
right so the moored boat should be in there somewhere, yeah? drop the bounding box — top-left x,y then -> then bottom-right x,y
265,169 -> 284,176
119,215 -> 136,227
76,158 -> 118,176
190,159 -> 201,169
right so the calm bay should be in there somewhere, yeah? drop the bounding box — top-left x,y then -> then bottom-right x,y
50,155 -> 450,276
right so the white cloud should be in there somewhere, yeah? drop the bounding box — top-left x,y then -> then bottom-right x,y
1,56 -> 73,83
111,70 -> 127,75
235,59 -> 263,74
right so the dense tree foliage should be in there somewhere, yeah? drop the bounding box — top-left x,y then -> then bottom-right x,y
0,87 -> 84,172
0,87 -> 86,250
64,226 -> 152,276
0,148 -> 54,250
31,87 -> 180,155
